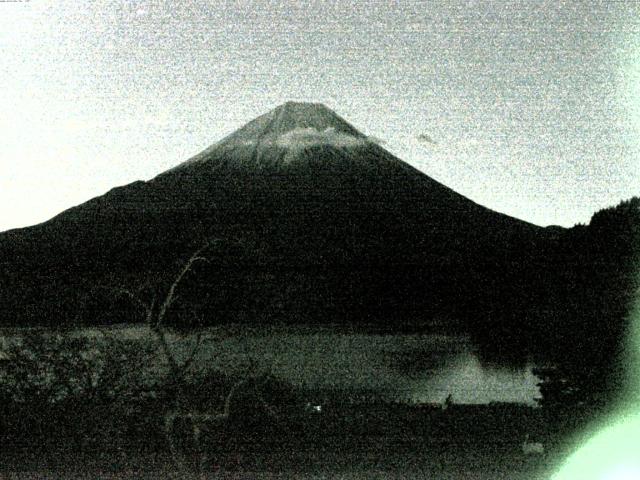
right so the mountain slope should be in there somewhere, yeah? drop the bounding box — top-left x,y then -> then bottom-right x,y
0,102 -> 553,330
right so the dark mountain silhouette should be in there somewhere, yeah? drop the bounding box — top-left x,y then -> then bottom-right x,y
1,103 -> 636,393
1,102 -> 549,330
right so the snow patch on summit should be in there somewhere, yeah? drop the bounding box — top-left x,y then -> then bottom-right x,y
276,127 -> 368,149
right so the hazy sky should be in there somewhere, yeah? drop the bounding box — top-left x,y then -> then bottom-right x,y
2,0 -> 639,231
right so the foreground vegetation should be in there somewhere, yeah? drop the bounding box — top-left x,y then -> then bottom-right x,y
0,328 -> 600,479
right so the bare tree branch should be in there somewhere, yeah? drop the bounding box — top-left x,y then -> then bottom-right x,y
93,285 -> 153,319
151,326 -> 181,377
223,377 -> 252,417
146,296 -> 157,324
179,331 -> 204,374
86,238 -> 241,476
155,241 -> 217,329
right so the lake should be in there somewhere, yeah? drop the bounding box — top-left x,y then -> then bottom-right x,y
0,324 -> 542,405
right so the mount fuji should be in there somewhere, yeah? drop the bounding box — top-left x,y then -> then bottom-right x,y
0,102 -> 555,330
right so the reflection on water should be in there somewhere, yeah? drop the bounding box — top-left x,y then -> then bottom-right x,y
193,328 -> 541,405
407,351 -> 540,405
0,326 -> 542,405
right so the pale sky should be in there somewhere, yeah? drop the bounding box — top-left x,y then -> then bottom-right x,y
1,0 -> 639,232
